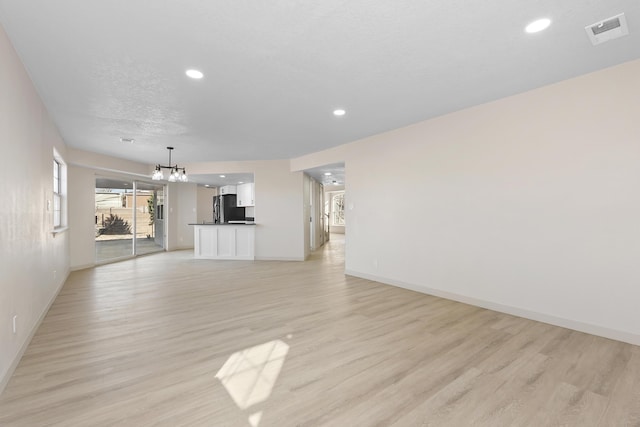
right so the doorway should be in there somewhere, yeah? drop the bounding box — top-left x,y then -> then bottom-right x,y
136,182 -> 165,256
95,177 -> 165,263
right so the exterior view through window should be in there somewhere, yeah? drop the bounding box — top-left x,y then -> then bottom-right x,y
95,178 -> 165,262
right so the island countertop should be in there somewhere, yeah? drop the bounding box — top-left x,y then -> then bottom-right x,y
189,222 -> 256,225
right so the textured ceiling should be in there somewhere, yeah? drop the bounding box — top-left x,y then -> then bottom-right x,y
0,1 -> 639,166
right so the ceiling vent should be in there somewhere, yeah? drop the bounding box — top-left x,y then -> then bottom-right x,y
585,13 -> 629,45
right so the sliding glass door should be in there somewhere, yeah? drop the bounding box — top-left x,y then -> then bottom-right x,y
95,178 -> 134,262
134,182 -> 164,256
95,178 -> 165,263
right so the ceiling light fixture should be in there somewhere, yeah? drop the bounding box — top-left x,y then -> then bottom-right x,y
152,147 -> 188,182
186,69 -> 204,79
219,175 -> 226,178
333,109 -> 346,116
525,18 -> 551,33
324,172 -> 332,176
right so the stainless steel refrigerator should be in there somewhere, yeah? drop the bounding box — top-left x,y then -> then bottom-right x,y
213,194 -> 245,224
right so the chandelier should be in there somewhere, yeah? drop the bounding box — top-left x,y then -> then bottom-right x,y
152,146 -> 188,182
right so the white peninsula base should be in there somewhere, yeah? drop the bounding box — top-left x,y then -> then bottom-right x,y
192,224 -> 255,260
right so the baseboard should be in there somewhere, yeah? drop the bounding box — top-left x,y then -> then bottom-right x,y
71,263 -> 94,271
0,269 -> 69,395
255,256 -> 305,261
345,269 -> 640,347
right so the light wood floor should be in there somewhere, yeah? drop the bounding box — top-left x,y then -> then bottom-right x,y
1,235 -> 639,426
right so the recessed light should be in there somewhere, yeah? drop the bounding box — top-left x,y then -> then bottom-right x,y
205,185 -> 210,187
525,18 -> 551,33
219,175 -> 226,178
238,181 -> 244,184
186,69 -> 204,79
324,172 -> 332,176
333,109 -> 346,117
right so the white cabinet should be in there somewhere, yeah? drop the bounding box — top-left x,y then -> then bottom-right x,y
219,185 -> 236,195
193,224 -> 255,260
237,183 -> 255,207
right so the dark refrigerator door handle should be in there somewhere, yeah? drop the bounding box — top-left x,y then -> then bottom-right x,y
213,197 -> 220,223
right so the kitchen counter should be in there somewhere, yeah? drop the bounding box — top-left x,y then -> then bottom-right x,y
189,222 -> 256,225
190,223 -> 255,260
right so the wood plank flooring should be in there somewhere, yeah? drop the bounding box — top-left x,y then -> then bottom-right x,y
1,235 -> 639,426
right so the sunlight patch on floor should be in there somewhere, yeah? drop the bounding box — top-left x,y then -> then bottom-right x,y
215,339 -> 290,425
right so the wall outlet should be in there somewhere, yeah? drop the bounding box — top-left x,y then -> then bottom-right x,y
12,315 -> 17,334
53,270 -> 57,280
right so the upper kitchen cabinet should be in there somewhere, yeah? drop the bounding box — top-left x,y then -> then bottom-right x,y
219,185 -> 237,195
237,183 -> 255,207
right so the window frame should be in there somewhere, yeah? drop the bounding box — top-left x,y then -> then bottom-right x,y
330,192 -> 345,226
53,159 -> 62,228
52,149 -> 67,233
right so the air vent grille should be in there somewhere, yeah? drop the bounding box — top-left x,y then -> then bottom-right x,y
585,13 -> 629,45
591,17 -> 621,35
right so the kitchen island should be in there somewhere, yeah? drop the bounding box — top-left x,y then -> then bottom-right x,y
190,223 -> 256,260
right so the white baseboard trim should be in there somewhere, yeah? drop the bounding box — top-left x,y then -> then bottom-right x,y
255,256 -> 305,261
345,269 -> 640,347
71,263 -> 94,271
0,269 -> 69,395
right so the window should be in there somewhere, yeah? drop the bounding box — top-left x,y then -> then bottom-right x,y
331,192 -> 345,226
52,149 -> 67,231
53,159 -> 62,228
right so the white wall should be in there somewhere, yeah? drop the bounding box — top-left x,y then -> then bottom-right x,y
166,182 -> 197,250
196,186 -> 217,223
309,176 -> 325,249
292,59 -> 640,345
67,148 -> 151,176
188,160 -> 305,260
325,185 -> 345,192
252,161 -> 306,260
0,25 -> 70,392
303,174 -> 311,258
68,165 -> 97,269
